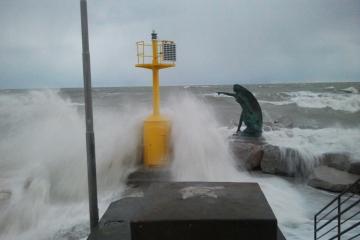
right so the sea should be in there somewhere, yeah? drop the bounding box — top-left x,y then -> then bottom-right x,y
0,82 -> 359,240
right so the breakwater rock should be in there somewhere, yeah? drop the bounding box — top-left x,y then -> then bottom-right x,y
230,138 -> 360,192
308,166 -> 359,192
230,140 -> 263,170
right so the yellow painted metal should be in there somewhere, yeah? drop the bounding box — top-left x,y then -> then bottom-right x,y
152,68 -> 160,115
143,115 -> 170,167
135,40 -> 175,67
135,34 -> 175,167
135,63 -> 175,69
151,38 -> 161,116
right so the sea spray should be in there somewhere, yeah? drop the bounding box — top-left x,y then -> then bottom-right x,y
0,90 -> 144,239
0,88 -> 355,240
164,93 -> 241,182
163,93 -> 308,233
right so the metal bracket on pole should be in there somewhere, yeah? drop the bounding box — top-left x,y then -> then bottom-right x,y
80,0 -> 99,232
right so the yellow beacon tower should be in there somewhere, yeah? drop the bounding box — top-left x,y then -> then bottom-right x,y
136,31 -> 176,167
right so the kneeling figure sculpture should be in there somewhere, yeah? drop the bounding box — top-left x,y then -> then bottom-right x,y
218,84 -> 263,137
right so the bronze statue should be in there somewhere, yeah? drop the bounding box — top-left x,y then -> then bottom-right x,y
218,84 -> 263,137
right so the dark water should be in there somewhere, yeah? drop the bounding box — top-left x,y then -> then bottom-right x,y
50,81 -> 360,129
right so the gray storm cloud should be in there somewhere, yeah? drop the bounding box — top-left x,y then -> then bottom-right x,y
0,0 -> 359,88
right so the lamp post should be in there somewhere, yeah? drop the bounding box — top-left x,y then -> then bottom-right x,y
80,0 -> 99,231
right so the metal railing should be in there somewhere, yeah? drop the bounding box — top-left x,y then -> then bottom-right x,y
136,40 -> 176,65
314,178 -> 360,240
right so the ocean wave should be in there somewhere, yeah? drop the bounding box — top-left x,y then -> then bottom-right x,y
259,100 -> 294,106
225,126 -> 360,163
264,127 -> 360,159
324,86 -> 335,90
286,91 -> 360,112
340,86 -> 358,94
263,91 -> 360,113
202,93 -> 232,98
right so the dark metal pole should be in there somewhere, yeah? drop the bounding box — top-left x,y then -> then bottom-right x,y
314,215 -> 317,240
80,0 -> 99,231
337,197 -> 341,240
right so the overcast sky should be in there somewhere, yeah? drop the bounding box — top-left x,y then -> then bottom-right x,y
0,0 -> 359,89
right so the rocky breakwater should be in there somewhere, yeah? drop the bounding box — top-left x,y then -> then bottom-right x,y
230,138 -> 360,192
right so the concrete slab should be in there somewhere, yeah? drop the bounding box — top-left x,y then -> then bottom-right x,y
89,182 -> 283,240
278,227 -> 286,240
127,167 -> 172,186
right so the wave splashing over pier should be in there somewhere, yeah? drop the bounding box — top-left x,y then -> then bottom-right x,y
0,82 -> 359,239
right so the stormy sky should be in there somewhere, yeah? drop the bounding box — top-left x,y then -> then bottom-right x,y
0,0 -> 359,89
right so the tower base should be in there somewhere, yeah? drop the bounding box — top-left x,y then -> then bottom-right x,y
143,115 -> 170,167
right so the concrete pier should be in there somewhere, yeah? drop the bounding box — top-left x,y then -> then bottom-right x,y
88,182 -> 285,240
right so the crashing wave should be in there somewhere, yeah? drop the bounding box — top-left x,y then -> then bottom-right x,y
286,91 -> 360,112
324,86 -> 335,90
264,127 -> 360,160
259,100 -> 294,106
261,91 -> 360,113
340,86 -> 358,94
202,93 -> 232,98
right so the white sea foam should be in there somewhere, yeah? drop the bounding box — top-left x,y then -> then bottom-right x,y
262,127 -> 360,177
263,91 -> 360,112
202,92 -> 232,98
324,86 -> 335,90
288,91 -> 360,112
264,127 -> 360,159
259,100 -> 294,106
340,86 -> 358,94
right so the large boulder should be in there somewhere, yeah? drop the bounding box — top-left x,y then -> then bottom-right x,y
230,142 -> 263,170
319,152 -> 360,175
260,144 -> 315,177
349,161 -> 360,175
320,152 -> 351,171
260,145 -> 286,175
308,166 -> 360,192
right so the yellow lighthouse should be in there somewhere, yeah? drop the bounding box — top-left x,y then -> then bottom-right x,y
135,31 -> 176,167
